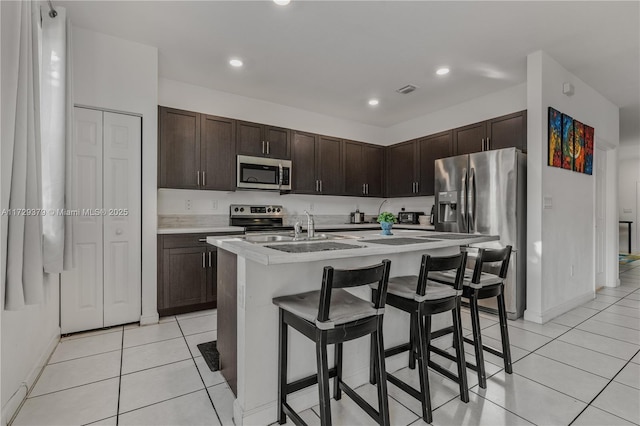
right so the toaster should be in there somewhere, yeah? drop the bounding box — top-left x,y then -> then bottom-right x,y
397,211 -> 424,224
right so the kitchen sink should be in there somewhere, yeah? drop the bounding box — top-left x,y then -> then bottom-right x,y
265,241 -> 364,253
243,233 -> 344,243
243,234 -> 295,243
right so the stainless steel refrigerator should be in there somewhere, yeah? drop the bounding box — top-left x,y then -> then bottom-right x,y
434,147 -> 526,319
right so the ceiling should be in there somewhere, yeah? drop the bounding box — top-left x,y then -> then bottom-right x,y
59,1 -> 639,142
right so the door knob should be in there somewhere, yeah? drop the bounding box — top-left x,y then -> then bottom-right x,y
116,228 -> 123,235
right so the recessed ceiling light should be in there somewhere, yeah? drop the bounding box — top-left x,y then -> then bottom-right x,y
273,0 -> 290,5
229,58 -> 243,67
368,99 -> 379,106
436,67 -> 450,76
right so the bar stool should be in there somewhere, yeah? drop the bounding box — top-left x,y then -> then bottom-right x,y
272,259 -> 392,426
429,245 -> 513,389
369,252 -> 469,424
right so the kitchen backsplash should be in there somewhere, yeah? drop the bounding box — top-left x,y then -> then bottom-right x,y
158,188 -> 434,219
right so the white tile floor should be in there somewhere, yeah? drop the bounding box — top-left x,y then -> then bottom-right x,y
10,261 -> 640,426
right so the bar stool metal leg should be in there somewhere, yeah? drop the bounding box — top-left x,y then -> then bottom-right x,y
497,289 -> 513,374
374,320 -> 391,426
416,307 -> 433,423
409,311 -> 417,370
316,331 -> 332,426
334,343 -> 343,400
469,291 -> 487,389
452,300 -> 469,402
369,332 -> 377,385
278,310 -> 288,425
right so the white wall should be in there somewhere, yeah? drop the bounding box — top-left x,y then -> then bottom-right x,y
618,143 -> 640,253
160,78 -> 385,144
73,28 -> 159,325
1,2 -> 60,423
387,83 -> 527,144
526,51 -> 620,324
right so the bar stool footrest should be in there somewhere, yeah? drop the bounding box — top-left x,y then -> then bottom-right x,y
339,381 -> 383,423
286,367 -> 337,394
282,401 -> 307,426
387,373 -> 422,400
384,342 -> 412,359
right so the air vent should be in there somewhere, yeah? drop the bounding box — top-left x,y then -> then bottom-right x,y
396,84 -> 418,94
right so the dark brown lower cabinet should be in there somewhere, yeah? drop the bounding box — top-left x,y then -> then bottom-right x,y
157,233 -> 218,316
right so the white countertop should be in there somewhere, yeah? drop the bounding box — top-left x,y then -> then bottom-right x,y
207,229 -> 497,265
157,223 -> 435,234
157,226 -> 244,235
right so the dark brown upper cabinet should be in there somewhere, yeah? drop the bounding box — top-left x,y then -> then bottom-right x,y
291,131 -> 343,195
201,114 -> 236,190
344,141 -> 384,197
236,120 -> 291,159
487,110 -> 527,152
159,107 -> 200,189
417,131 -> 453,196
386,140 -> 418,197
158,106 -> 236,190
454,110 -> 527,155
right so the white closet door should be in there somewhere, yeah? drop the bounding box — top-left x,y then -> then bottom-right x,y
103,112 -> 141,326
61,107 -> 104,333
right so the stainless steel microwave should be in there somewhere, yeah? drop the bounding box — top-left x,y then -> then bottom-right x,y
237,155 -> 292,191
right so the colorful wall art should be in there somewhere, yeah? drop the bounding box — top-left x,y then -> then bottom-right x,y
561,113 -> 574,170
574,120 -> 585,173
584,125 -> 594,175
548,107 -> 562,167
548,106 -> 594,176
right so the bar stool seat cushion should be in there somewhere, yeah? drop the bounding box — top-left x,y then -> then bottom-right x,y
429,269 -> 502,289
371,275 -> 460,302
273,289 -> 380,330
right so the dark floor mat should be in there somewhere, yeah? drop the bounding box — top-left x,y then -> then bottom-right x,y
197,341 -> 219,372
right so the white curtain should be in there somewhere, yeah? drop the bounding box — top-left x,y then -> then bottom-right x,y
40,5 -> 73,273
4,0 -> 44,309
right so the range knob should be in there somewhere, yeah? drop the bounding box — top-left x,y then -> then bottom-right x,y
276,208 -> 281,212
234,207 -> 239,212
267,208 -> 272,213
240,207 -> 244,212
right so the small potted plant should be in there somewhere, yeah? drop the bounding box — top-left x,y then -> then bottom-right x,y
377,212 -> 397,235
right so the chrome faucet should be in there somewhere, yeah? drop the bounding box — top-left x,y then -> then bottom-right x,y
303,210 -> 315,238
377,199 -> 388,216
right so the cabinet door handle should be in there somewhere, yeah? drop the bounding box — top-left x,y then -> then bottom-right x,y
208,251 -> 212,268
197,171 -> 200,187
266,141 -> 270,155
362,184 -> 365,195
198,238 -> 207,242
416,182 -> 419,193
319,180 -> 323,192
262,141 -> 265,154
366,183 -> 369,195
202,171 -> 206,187
487,137 -> 490,150
315,180 -> 319,192
202,252 -> 206,268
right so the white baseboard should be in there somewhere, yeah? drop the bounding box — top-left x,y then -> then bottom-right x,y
139,313 -> 159,326
541,291 -> 594,323
2,329 -> 60,425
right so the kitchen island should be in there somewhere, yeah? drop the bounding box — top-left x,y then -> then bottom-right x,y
207,229 -> 498,426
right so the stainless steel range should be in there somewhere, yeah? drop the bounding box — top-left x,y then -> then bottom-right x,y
229,204 -> 293,233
